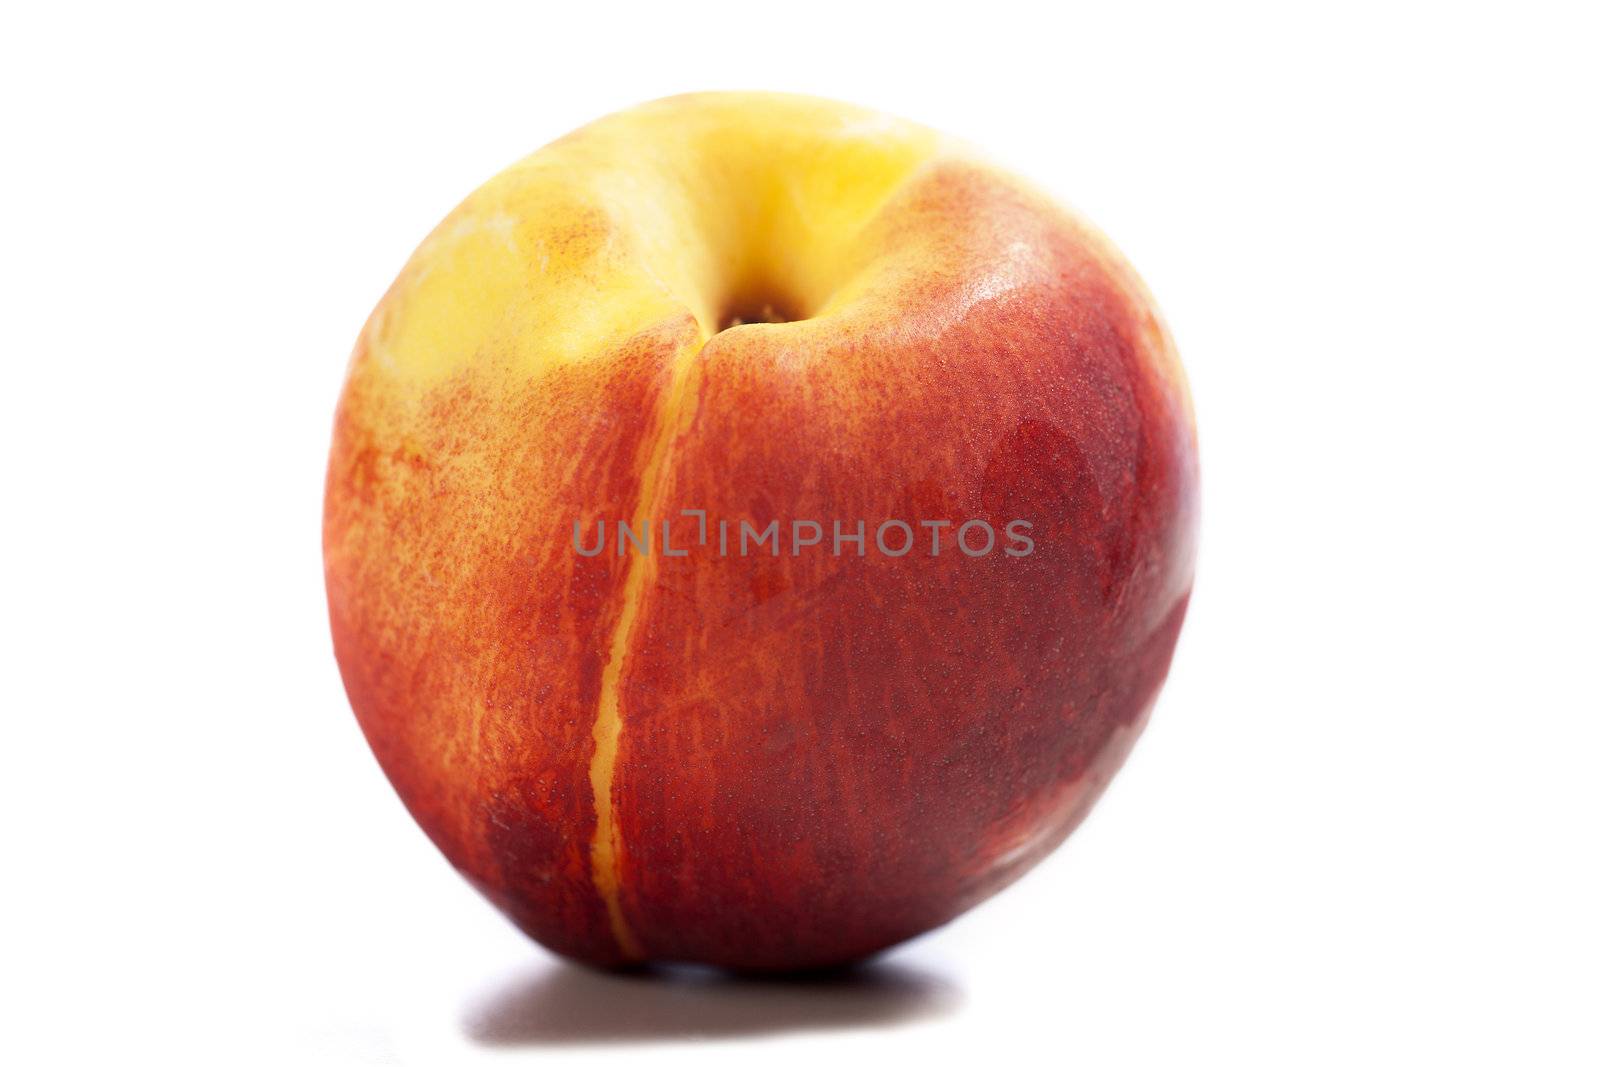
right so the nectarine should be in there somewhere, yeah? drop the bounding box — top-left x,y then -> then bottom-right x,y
325,92 -> 1198,970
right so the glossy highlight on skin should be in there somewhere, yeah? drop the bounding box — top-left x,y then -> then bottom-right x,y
324,92 -> 1198,971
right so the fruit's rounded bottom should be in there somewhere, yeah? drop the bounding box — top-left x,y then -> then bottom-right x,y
460,677 -> 1167,973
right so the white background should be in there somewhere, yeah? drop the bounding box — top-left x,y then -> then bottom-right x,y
4,2 -> 1596,1064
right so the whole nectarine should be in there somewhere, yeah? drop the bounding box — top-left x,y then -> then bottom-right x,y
325,92 -> 1197,970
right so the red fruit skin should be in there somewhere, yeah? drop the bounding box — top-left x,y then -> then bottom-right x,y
325,157 -> 1197,971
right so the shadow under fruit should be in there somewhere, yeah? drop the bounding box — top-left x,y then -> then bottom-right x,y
324,92 -> 1198,971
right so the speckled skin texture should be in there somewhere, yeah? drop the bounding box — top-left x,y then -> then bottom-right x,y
324,94 -> 1197,971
